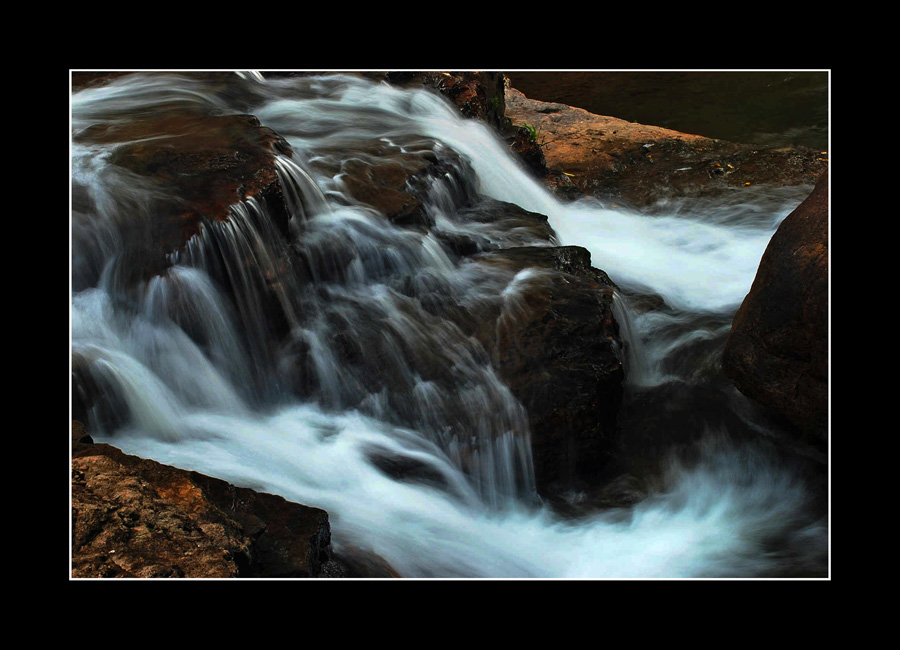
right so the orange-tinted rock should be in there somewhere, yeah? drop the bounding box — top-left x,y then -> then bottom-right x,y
71,425 -> 337,578
722,173 -> 829,441
504,87 -> 828,206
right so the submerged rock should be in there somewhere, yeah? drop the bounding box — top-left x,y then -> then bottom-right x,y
722,173 -> 829,442
309,135 -> 475,230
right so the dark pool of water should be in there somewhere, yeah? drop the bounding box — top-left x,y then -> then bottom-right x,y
503,71 -> 829,150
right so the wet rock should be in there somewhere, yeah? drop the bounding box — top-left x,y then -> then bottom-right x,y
450,197 -> 557,248
71,71 -> 138,89
361,72 -> 546,176
544,472 -> 649,519
509,124 -> 549,177
371,71 -> 509,132
366,446 -> 450,490
72,97 -> 294,303
432,230 -> 484,257
260,70 -> 509,135
310,135 -> 473,230
331,544 -> 402,578
504,87 -> 829,206
72,71 -> 250,92
77,111 -> 292,248
72,419 -> 93,446
722,173 -> 828,442
467,245 -> 625,494
72,423 -> 337,578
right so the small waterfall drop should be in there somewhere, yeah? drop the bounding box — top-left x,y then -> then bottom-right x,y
610,291 -> 654,388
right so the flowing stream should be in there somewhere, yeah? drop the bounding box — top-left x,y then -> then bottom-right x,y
70,72 -> 828,578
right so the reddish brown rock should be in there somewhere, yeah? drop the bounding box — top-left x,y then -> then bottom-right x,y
722,173 -> 829,441
504,87 -> 828,206
75,110 -> 292,249
71,424 -> 338,578
311,135 -> 471,230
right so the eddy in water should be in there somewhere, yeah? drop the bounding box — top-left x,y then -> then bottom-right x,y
71,71 -> 828,578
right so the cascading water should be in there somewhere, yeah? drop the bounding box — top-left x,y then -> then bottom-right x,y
70,72 -> 828,578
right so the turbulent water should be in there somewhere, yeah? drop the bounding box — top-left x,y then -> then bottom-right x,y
70,72 -> 828,579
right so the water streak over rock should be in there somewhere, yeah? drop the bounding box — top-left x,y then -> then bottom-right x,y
469,246 -> 624,494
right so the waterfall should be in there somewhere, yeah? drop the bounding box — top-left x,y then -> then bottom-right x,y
70,72 -> 827,578
610,291 -> 653,388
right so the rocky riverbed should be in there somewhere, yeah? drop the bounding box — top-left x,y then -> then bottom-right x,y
70,71 -> 828,578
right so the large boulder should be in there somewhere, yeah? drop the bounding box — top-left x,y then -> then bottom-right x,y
504,86 -> 829,207
722,173 -> 829,441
